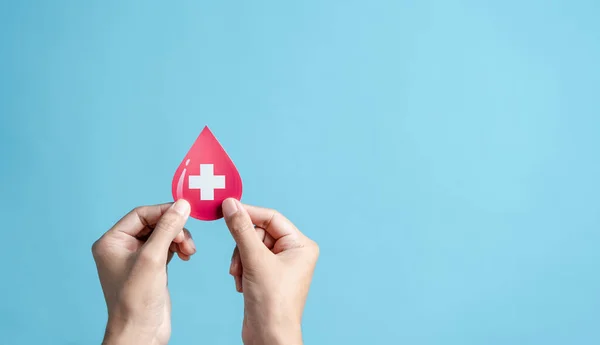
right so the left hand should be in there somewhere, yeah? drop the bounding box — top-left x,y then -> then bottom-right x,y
92,200 -> 196,345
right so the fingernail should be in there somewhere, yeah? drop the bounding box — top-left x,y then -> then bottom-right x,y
172,199 -> 190,216
222,198 -> 238,217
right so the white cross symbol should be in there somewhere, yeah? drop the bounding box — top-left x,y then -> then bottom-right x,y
188,164 -> 226,200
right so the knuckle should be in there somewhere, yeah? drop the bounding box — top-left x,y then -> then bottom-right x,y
157,212 -> 182,233
91,238 -> 107,257
235,223 -> 255,237
308,239 -> 320,257
138,249 -> 163,267
269,209 -> 280,221
259,208 -> 279,229
131,206 -> 146,216
230,214 -> 254,235
230,262 -> 241,276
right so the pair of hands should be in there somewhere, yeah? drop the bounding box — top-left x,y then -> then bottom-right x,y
92,198 -> 319,345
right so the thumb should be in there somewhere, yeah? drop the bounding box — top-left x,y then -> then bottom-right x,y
222,198 -> 264,262
142,199 -> 190,263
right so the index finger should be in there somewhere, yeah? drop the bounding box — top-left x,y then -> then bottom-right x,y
243,204 -> 300,240
110,203 -> 173,236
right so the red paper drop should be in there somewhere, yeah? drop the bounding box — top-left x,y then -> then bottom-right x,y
171,126 -> 243,221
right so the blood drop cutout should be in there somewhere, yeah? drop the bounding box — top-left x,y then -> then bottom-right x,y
172,126 -> 243,221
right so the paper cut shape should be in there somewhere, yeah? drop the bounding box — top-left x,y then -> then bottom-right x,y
172,126 -> 243,221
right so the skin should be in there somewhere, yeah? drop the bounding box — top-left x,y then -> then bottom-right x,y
92,198 -> 319,345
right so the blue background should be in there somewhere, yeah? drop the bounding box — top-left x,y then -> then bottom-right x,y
1,1 -> 599,344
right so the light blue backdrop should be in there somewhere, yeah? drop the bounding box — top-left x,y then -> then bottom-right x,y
1,1 -> 599,344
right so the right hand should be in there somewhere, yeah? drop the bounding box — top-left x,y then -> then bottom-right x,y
92,200 -> 195,345
222,198 -> 319,345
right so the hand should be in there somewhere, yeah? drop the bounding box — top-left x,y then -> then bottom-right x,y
92,200 -> 196,345
223,198 -> 320,345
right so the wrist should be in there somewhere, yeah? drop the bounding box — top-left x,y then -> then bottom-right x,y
102,317 -> 162,345
245,321 -> 303,345
264,325 -> 303,345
